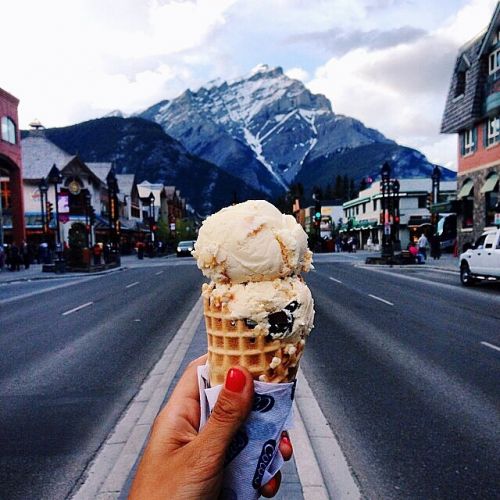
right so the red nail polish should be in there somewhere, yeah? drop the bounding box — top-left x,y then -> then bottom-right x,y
225,367 -> 246,393
281,436 -> 291,447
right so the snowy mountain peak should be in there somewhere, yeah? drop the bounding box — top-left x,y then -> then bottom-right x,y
139,65 -> 393,190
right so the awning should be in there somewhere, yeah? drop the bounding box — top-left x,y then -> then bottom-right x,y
457,179 -> 474,199
480,173 -> 498,194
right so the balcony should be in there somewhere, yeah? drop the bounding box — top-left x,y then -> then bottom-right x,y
485,74 -> 500,114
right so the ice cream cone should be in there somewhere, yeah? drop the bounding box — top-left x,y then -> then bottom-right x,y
204,296 -> 305,386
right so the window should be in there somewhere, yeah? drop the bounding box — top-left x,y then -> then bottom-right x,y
362,203 -> 366,214
0,177 -> 11,210
489,48 -> 500,75
487,116 -> 500,146
373,199 -> 377,211
455,70 -> 466,97
462,128 -> 476,155
463,188 -> 474,228
484,175 -> 499,226
418,196 -> 427,208
1,116 -> 16,144
473,234 -> 487,249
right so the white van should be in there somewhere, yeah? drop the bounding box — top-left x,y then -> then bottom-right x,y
459,228 -> 500,286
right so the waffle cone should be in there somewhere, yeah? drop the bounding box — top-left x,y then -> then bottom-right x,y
204,297 -> 304,386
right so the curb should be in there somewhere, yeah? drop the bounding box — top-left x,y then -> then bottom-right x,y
71,297 -> 203,499
293,370 -> 361,500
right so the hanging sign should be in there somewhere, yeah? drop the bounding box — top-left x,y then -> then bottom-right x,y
58,193 -> 70,214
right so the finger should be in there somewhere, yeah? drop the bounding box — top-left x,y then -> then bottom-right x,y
260,471 -> 282,498
279,431 -> 293,461
153,354 -> 207,440
196,366 -> 254,464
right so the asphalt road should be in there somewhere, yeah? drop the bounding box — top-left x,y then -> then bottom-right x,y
302,255 -> 500,499
1,254 -> 499,499
0,259 -> 203,499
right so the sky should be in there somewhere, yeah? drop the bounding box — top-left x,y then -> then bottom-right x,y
2,0 -> 498,171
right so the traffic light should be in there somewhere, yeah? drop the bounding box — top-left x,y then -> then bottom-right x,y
314,200 -> 321,222
426,193 -> 432,210
46,201 -> 53,222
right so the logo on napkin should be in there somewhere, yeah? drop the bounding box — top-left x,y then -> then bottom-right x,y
253,393 -> 275,413
252,439 -> 277,489
225,429 -> 249,466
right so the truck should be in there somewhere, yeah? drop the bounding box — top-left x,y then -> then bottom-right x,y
459,227 -> 500,286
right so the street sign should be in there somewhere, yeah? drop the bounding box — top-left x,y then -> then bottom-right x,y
170,223 -> 176,231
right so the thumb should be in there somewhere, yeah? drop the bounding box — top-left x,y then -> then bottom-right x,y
197,366 -> 254,463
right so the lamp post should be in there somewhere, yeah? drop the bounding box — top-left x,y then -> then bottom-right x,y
47,164 -> 64,271
380,162 -> 391,258
431,166 -> 441,235
148,192 -> 156,248
106,166 -> 118,253
38,177 -> 49,242
392,179 -> 400,250
85,191 -> 92,248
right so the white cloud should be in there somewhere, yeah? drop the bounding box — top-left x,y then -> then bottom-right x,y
307,0 -> 498,171
285,67 -> 310,82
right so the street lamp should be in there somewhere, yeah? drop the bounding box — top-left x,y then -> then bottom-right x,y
148,191 -> 156,243
431,165 -> 441,236
85,191 -> 92,248
380,162 -> 391,258
106,166 -> 118,252
38,177 -> 49,241
47,164 -> 63,269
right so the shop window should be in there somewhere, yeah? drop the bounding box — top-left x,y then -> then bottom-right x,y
1,116 -> 16,144
462,193 -> 474,228
485,185 -> 499,227
1,177 -> 12,210
418,195 -> 427,208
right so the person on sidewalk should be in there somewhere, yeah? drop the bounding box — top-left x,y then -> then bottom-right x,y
130,356 -> 292,499
430,234 -> 441,260
417,232 -> 428,261
92,243 -> 102,265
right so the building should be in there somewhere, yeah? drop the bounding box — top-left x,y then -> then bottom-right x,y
441,2 -> 500,251
21,130 -> 110,250
342,179 -> 457,250
0,88 -> 25,245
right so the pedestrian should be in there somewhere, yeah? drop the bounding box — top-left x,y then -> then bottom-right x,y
92,243 -> 102,265
10,243 -> 21,271
417,232 -> 428,261
0,244 -> 5,272
136,241 -> 145,260
430,234 -> 441,260
22,241 -> 32,270
129,356 -> 292,499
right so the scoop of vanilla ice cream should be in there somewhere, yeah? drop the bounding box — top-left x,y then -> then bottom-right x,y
202,277 -> 314,341
193,200 -> 312,283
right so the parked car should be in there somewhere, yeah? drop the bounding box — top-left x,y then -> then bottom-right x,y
459,228 -> 500,286
177,240 -> 196,257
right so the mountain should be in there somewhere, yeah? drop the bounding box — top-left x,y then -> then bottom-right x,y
139,64 -> 455,194
37,117 -> 266,215
296,143 -> 456,197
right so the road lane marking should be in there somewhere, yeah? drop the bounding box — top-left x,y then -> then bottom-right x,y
481,341 -> 500,353
368,294 -> 394,306
155,271 -> 164,275
62,301 -> 93,316
126,281 -> 140,288
329,277 -> 343,284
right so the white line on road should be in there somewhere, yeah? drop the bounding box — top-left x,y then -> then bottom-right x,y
480,341 -> 500,353
155,271 -> 164,275
126,281 -> 140,289
329,276 -> 343,284
368,293 -> 394,306
62,301 -> 93,316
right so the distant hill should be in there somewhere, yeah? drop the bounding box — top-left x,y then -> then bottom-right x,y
297,143 -> 456,196
33,117 -> 267,215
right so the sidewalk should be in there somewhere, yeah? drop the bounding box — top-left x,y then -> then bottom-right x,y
73,299 -> 359,500
0,254 -> 173,285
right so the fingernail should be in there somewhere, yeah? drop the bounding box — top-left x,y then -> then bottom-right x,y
281,436 -> 291,447
225,367 -> 246,393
